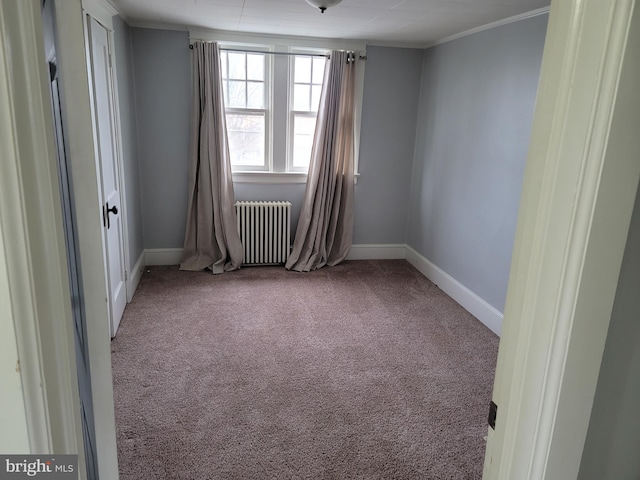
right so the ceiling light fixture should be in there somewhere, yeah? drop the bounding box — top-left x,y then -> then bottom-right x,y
305,0 -> 343,14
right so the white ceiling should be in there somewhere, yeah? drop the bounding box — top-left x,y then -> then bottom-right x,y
112,0 -> 550,48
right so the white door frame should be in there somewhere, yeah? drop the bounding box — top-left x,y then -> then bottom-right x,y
53,1 -> 121,478
0,0 -> 86,471
3,0 -> 637,479
484,0 -> 639,478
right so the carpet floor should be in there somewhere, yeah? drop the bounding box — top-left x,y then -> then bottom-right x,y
111,260 -> 499,479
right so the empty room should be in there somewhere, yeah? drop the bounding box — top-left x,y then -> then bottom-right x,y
3,0 -> 639,480
106,0 -> 548,476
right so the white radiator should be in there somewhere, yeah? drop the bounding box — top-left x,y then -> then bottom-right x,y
234,201 -> 291,265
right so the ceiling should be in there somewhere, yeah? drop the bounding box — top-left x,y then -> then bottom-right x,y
112,0 -> 550,48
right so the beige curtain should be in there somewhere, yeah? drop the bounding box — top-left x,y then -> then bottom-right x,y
286,51 -> 357,272
180,41 -> 243,274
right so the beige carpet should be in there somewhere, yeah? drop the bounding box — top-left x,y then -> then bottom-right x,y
111,260 -> 499,479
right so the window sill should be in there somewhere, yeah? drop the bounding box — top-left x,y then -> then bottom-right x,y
231,171 -> 361,185
232,172 -> 308,184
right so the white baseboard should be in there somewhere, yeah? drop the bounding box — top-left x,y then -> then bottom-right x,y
144,248 -> 183,266
145,244 -> 406,265
142,244 -> 503,335
405,246 -> 503,336
126,250 -> 145,302
346,244 -> 407,260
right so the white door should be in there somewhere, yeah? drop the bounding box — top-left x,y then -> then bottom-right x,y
86,16 -> 126,337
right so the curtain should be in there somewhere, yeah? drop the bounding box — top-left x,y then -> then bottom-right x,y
180,41 -> 243,274
286,51 -> 357,272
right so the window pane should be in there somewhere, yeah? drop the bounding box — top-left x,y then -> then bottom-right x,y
294,56 -> 311,83
247,54 -> 264,81
227,113 -> 265,167
221,52 -> 228,78
312,57 -> 326,84
294,84 -> 310,111
311,85 -> 322,111
228,52 -> 246,79
228,80 -> 246,108
293,114 -> 317,169
222,81 -> 229,106
247,82 -> 264,109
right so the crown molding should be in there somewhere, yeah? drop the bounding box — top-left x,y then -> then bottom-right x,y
425,6 -> 550,49
82,0 -> 119,28
189,26 -> 367,52
126,20 -> 189,31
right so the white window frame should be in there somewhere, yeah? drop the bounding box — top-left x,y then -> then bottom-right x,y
219,45 -> 272,172
189,28 -> 366,184
288,48 -> 328,173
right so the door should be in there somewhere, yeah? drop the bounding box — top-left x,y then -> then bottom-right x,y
86,16 -> 126,337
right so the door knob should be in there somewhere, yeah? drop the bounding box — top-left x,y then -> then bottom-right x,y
104,203 -> 118,229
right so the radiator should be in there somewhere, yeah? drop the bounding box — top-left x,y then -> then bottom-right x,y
235,201 -> 291,265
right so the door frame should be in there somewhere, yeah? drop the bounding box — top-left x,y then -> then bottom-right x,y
484,0 -> 639,478
5,0 -> 132,477
0,0 -> 87,469
53,0 -> 121,478
3,0 -> 637,479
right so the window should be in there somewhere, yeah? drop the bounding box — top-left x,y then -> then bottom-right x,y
220,46 -> 329,176
192,28 -> 366,183
290,55 -> 326,172
220,50 -> 269,171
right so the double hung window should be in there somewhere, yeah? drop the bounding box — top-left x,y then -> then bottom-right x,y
191,29 -> 366,182
220,50 -> 269,171
290,54 -> 326,172
220,45 -> 328,176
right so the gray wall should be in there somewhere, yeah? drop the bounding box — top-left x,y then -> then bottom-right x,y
130,29 -> 422,249
131,28 -> 191,249
128,21 -> 546,314
354,46 -> 423,244
113,16 -> 144,268
407,14 -> 548,311
578,182 -> 640,480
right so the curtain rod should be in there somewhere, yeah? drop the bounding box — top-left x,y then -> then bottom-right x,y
189,44 -> 367,60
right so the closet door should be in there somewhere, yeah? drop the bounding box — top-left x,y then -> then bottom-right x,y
86,15 -> 126,337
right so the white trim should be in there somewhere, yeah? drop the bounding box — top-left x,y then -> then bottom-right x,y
233,172 -> 307,184
126,21 -> 189,31
81,0 -> 117,30
0,0 -> 84,457
127,250 -> 145,302
405,246 -> 503,336
484,0 -> 640,478
146,244 -> 408,266
132,9 -> 549,50
0,1 -> 51,453
425,7 -> 550,48
346,244 -> 406,261
232,172 -> 360,184
189,27 -> 367,53
54,1 -> 119,478
0,229 -> 30,453
145,248 -> 184,266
